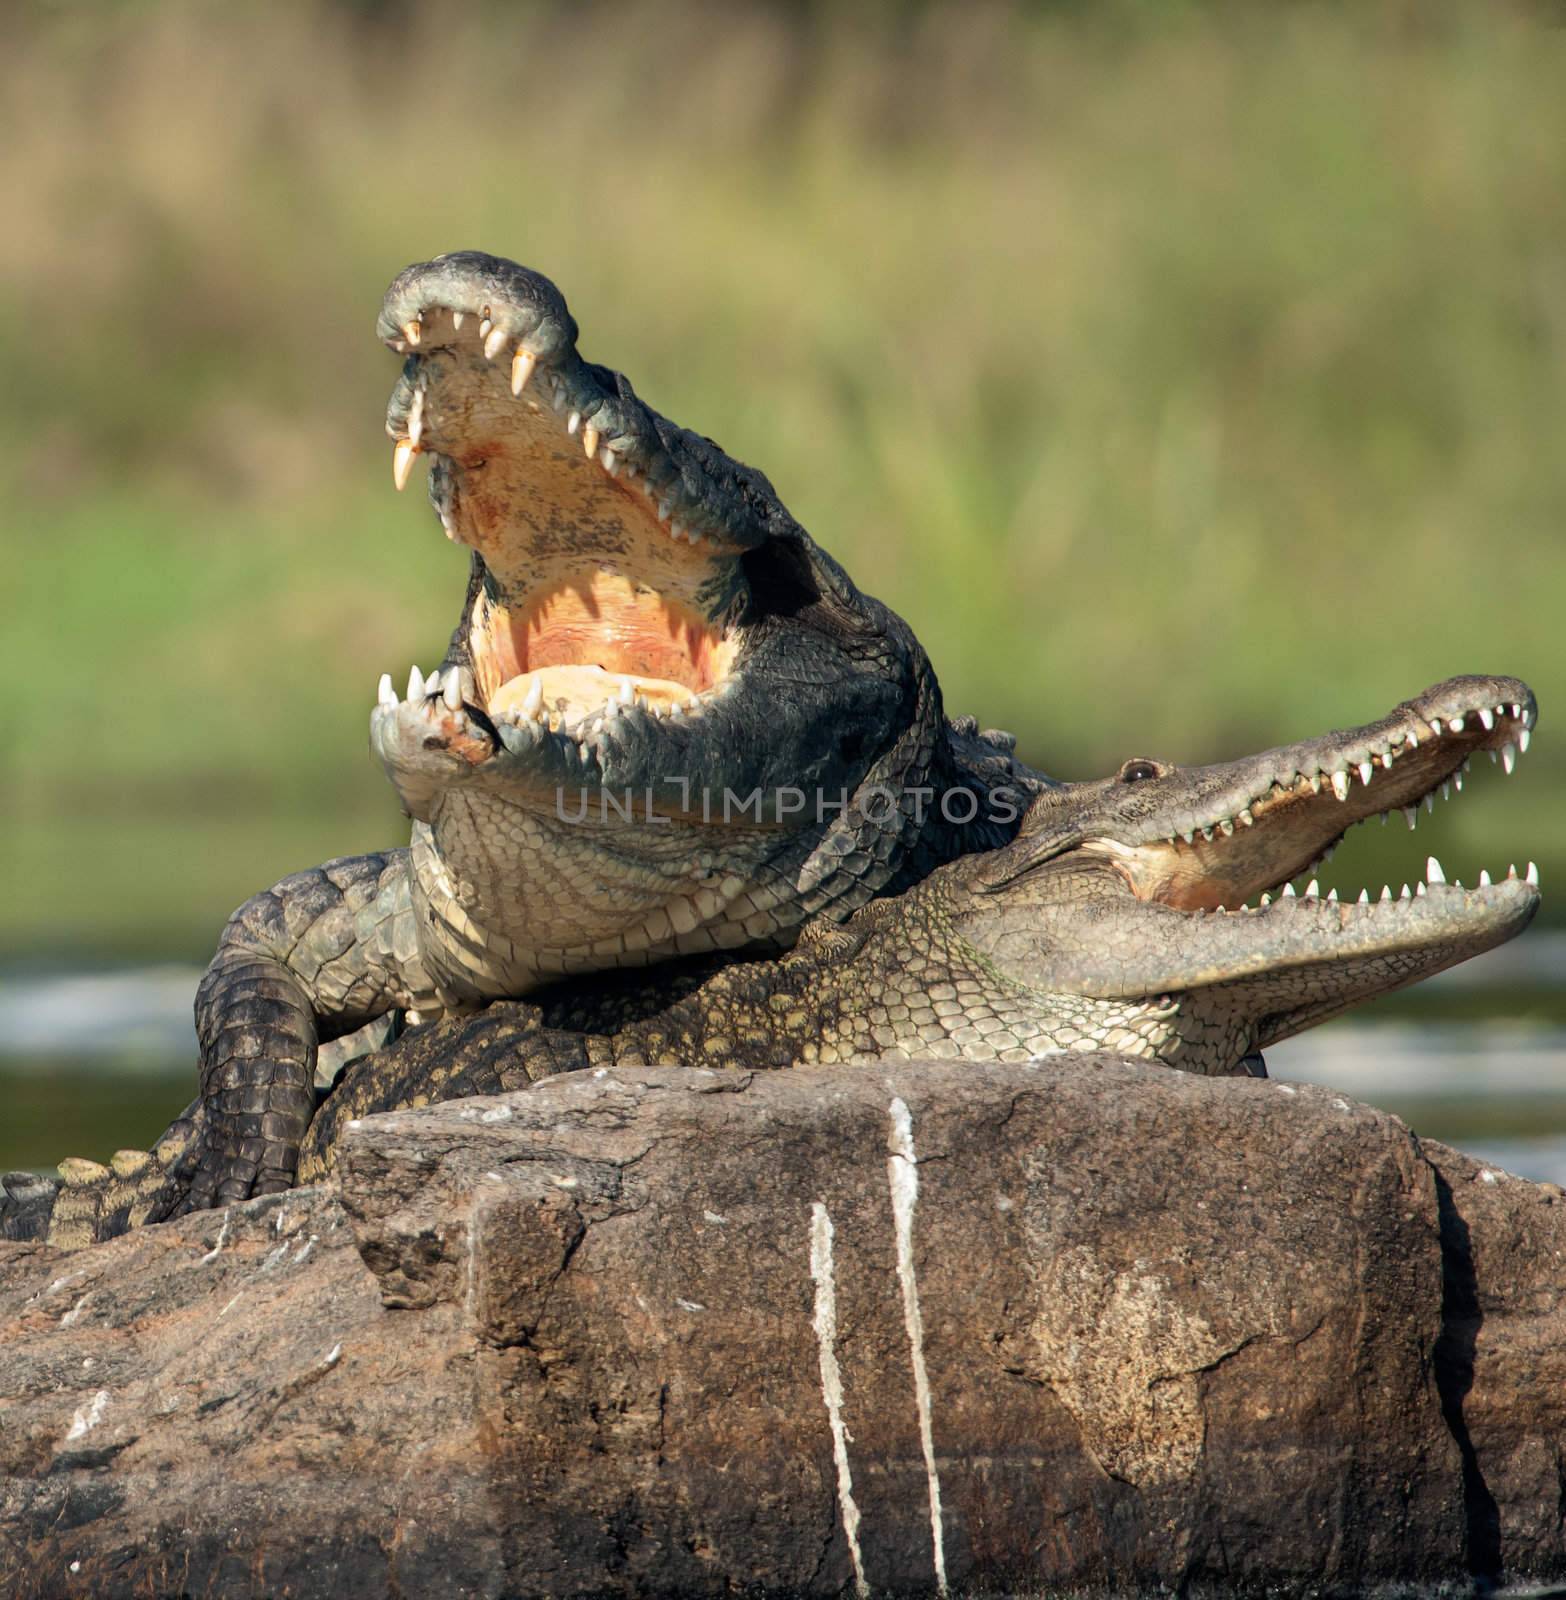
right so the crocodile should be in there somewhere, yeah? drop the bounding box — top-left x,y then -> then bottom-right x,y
168,251 -> 1043,1218
5,674 -> 1538,1250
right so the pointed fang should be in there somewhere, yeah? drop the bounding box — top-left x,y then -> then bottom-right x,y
511,348 -> 536,396
392,438 -> 418,491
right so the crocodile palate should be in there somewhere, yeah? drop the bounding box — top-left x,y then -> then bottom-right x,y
4,676 -> 1539,1250
115,252 -> 1040,1220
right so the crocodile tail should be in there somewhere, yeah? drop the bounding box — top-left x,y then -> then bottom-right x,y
0,1101 -> 203,1251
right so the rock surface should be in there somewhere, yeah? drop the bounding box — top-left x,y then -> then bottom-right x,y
2,1057 -> 1564,1597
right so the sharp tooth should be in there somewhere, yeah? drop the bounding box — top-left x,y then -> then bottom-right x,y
1479,869 -> 1492,887
407,665 -> 425,700
1309,773 -> 1322,794
1502,742 -> 1517,775
1383,747 -> 1394,768
392,438 -> 418,491
1429,718 -> 1442,736
1322,844 -> 1336,862
1403,806 -> 1417,829
1219,818 -> 1234,837
1424,793 -> 1435,814
600,446 -> 619,475
1238,808 -> 1254,826
443,673 -> 462,711
425,669 -> 441,696
1330,770 -> 1350,802
402,318 -> 421,346
377,673 -> 397,708
1527,861 -> 1540,886
671,521 -> 687,542
1400,883 -> 1412,900
483,327 -> 507,361
1358,760 -> 1374,787
1416,882 -> 1427,897
478,317 -> 492,339
1380,885 -> 1392,902
583,423 -> 600,458
1181,830 -> 1195,845
1305,879 -> 1319,898
1201,825 -> 1215,842
1357,889 -> 1369,905
1406,728 -> 1418,749
1426,855 -> 1445,885
1260,893 -> 1272,906
657,498 -> 674,522
406,386 -> 425,447
618,678 -> 635,704
1450,714 -> 1465,732
510,348 -> 536,395
1478,708 -> 1494,731
1454,771 -> 1464,791
522,677 -> 544,716
451,310 -> 465,330
1488,749 -> 1498,764
1327,888 -> 1338,902
1442,781 -> 1450,801
1282,882 -> 1296,897
1520,728 -> 1531,753
1508,863 -> 1517,880
567,411 -> 582,435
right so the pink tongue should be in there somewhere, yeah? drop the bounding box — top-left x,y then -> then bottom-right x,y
488,665 -> 694,723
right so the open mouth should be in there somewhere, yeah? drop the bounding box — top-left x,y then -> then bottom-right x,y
1094,676 -> 1539,917
377,255 -> 756,741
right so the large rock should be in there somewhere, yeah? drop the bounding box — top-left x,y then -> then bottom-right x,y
1,1058 -> 1563,1597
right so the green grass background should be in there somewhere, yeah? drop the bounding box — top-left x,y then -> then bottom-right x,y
2,0 -> 1563,962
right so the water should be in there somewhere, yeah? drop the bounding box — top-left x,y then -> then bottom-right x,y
3,946 -> 1564,1180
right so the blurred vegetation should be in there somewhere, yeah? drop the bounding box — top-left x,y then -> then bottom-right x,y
2,0 -> 1563,961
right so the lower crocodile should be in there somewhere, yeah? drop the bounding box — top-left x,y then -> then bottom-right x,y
4,674 -> 1538,1250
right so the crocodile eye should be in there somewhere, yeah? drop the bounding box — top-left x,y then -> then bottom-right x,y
1119,758 -> 1163,784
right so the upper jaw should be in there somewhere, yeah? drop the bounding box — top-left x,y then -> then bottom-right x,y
1087,675 -> 1537,912
379,250 -> 777,558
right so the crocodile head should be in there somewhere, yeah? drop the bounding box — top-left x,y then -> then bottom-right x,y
370,251 -> 921,832
954,675 -> 1540,1069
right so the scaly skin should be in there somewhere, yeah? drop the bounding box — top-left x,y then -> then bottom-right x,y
160,251 -> 1046,1216
6,675 -> 1539,1249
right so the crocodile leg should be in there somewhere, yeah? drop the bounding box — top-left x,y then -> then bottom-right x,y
177,849 -> 439,1215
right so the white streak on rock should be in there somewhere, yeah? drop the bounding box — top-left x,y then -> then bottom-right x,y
60,1292 -> 92,1327
887,1097 -> 949,1597
809,1202 -> 868,1599
200,1209 -> 232,1264
64,1389 -> 109,1442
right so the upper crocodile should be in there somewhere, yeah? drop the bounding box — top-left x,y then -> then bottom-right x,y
6,675 -> 1538,1249
167,252 -> 1045,1216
